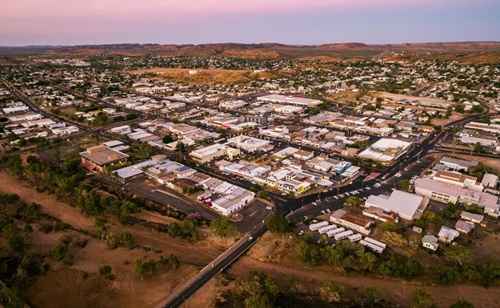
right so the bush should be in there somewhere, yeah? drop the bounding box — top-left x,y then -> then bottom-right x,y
410,289 -> 436,308
265,214 -> 291,234
99,265 -> 115,280
210,217 -> 237,237
135,255 -> 179,279
450,300 -> 474,308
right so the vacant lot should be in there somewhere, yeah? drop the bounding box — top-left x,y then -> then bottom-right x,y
129,68 -> 274,85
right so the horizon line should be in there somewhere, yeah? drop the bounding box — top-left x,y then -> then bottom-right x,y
1,40 -> 500,49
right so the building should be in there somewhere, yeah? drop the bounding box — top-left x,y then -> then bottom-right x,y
226,135 -> 274,153
414,177 -> 499,217
481,173 -> 498,189
455,220 -> 474,234
80,144 -> 129,173
364,190 -> 429,221
460,211 -> 484,224
211,188 -> 255,216
432,171 -> 483,191
439,156 -> 479,172
190,144 -> 228,164
438,226 -> 460,243
422,235 -> 439,251
257,94 -> 322,107
330,209 -> 374,235
358,138 -> 411,164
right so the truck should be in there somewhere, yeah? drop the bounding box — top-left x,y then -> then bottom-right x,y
318,225 -> 337,234
309,221 -> 329,232
360,240 -> 385,254
326,227 -> 344,238
363,237 -> 387,250
348,233 -> 362,242
334,230 -> 354,241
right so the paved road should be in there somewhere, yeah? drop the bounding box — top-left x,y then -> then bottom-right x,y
158,223 -> 266,308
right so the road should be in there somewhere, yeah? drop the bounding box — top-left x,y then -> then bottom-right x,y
157,223 -> 267,308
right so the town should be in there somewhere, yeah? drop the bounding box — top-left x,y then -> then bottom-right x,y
1,48 -> 499,308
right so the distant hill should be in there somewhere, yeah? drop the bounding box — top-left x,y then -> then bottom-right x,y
1,42 -> 500,63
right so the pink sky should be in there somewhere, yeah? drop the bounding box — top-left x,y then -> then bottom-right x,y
3,0 -> 455,18
1,0 -> 498,45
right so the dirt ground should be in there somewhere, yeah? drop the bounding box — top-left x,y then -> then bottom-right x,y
129,68 -> 273,85
431,112 -> 465,126
28,264 -> 199,308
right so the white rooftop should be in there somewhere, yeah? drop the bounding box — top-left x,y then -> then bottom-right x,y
365,189 -> 426,220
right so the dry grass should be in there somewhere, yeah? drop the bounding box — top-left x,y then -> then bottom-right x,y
129,67 -> 273,85
221,48 -> 280,60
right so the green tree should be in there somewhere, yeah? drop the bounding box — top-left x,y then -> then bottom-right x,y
265,214 -> 291,233
473,143 -> 483,154
450,299 -> 474,308
411,289 -> 436,308
162,135 -> 174,144
398,179 -> 411,192
210,217 -> 237,237
319,281 -> 345,303
344,196 -> 362,207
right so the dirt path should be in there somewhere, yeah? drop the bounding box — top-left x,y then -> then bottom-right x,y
0,171 -> 94,230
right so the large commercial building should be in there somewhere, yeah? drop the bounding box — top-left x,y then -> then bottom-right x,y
257,94 -> 322,107
226,135 -> 274,153
189,143 -> 240,164
330,209 -> 374,235
414,177 -> 499,217
439,156 -> 479,172
364,190 -> 429,221
358,138 -> 411,164
80,144 -> 129,173
432,170 -> 483,192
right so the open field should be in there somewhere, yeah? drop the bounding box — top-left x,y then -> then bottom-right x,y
129,67 -> 274,85
221,48 -> 280,60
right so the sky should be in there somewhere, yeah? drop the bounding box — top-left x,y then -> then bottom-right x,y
2,0 -> 500,46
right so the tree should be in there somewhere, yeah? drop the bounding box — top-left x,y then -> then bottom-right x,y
210,217 -> 237,237
444,245 -> 471,267
99,265 -> 115,280
450,300 -> 474,308
344,196 -> 362,207
398,179 -> 411,192
455,103 -> 465,113
473,143 -> 484,154
162,135 -> 174,144
265,214 -> 291,233
471,105 -> 484,113
5,155 -> 23,177
319,281 -> 344,303
411,289 -> 436,308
